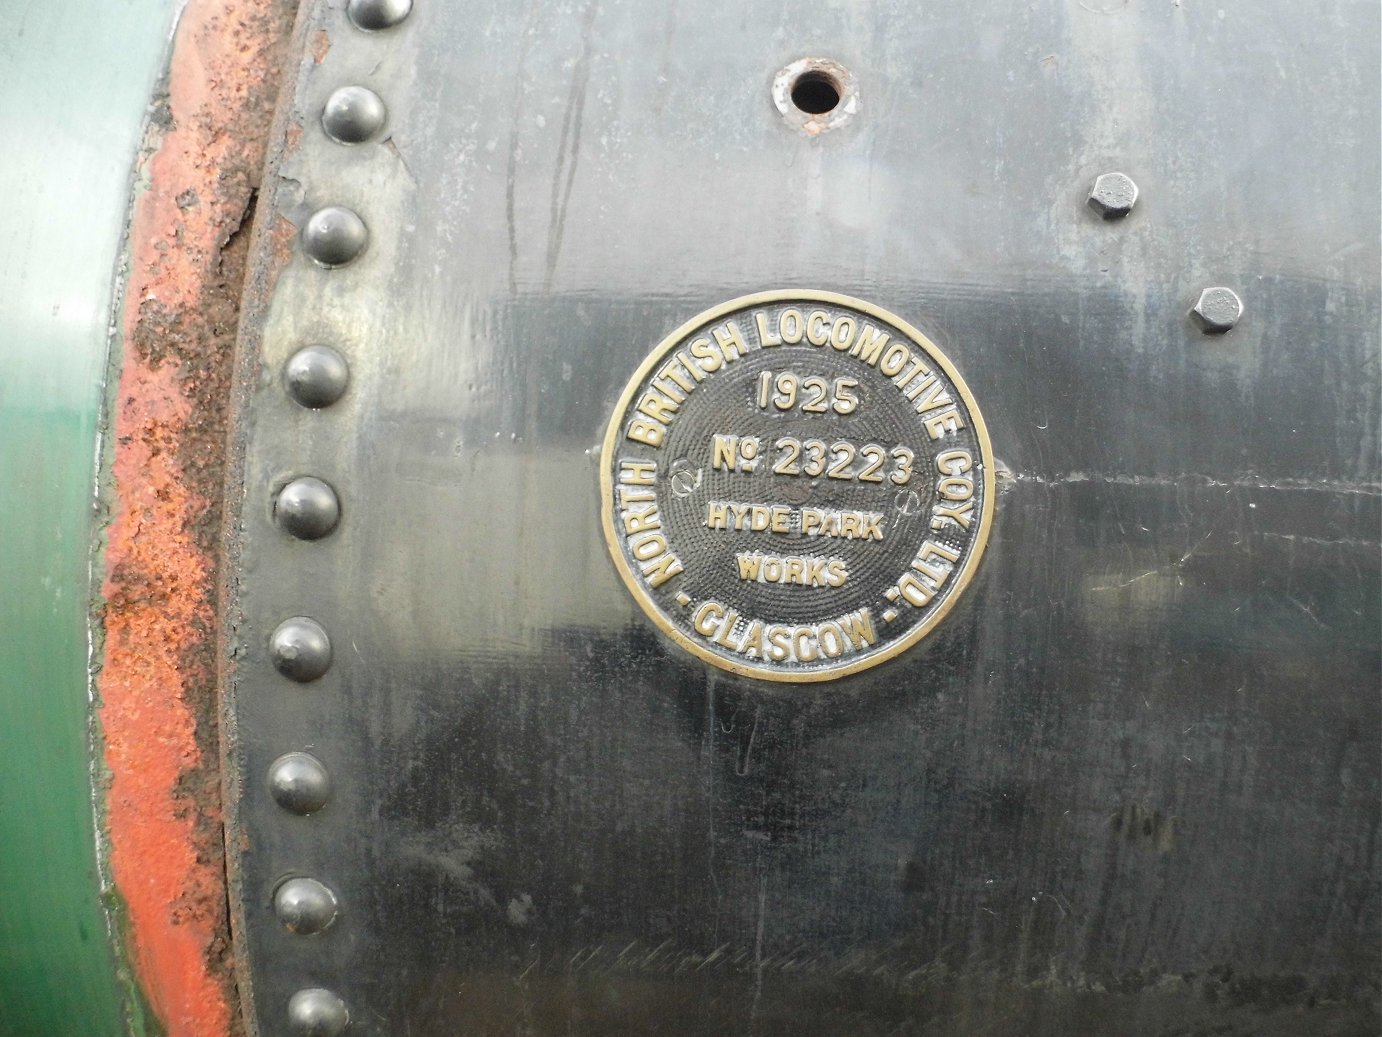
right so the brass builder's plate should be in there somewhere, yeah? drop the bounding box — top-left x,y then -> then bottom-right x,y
601,291 -> 994,682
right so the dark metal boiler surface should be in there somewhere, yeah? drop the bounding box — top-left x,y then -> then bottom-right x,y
224,1 -> 1380,1034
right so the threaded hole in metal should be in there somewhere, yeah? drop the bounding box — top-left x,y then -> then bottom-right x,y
790,71 -> 841,114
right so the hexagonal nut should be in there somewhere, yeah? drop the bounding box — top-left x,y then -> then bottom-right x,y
1190,287 -> 1243,334
1087,172 -> 1138,219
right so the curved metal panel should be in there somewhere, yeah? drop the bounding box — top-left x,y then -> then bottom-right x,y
0,2 -> 177,1033
227,1 -> 1380,1034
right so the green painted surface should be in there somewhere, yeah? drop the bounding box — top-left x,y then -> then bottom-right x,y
0,2 -> 176,1035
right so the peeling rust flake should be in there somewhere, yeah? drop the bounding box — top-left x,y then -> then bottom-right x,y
97,2 -> 297,1036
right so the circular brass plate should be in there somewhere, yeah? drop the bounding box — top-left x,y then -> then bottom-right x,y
601,291 -> 994,683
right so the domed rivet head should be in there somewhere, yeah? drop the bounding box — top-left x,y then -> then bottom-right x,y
302,206 -> 367,267
269,617 -> 332,682
1087,171 -> 1138,219
274,877 -> 339,935
268,752 -> 332,813
288,988 -> 350,1036
1191,286 -> 1243,334
285,346 -> 350,408
274,477 -> 340,540
347,0 -> 412,31
322,86 -> 387,145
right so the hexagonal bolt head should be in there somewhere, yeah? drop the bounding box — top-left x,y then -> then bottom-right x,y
1191,287 -> 1244,334
1087,172 -> 1138,219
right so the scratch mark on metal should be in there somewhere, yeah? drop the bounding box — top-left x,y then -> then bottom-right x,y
1013,470 -> 1380,497
544,2 -> 595,289
1286,595 -> 1329,628
750,873 -> 768,1028
503,6 -> 541,295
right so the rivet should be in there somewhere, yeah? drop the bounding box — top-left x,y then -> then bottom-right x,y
268,752 -> 332,814
347,0 -> 412,31
288,988 -> 350,1036
285,346 -> 350,408
274,877 -> 339,935
1191,286 -> 1244,333
302,206 -> 368,267
322,86 -> 387,145
274,477 -> 340,540
269,618 -> 332,683
1087,171 -> 1138,219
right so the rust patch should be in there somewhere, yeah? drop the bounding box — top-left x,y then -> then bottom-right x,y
98,1 -> 297,1036
311,28 -> 331,64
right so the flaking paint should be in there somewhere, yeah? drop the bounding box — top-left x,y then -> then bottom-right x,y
97,1 -> 296,1034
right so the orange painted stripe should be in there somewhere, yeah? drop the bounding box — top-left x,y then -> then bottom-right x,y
98,1 -> 295,1034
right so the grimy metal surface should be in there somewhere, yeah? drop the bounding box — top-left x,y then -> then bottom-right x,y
226,1 -> 1380,1034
